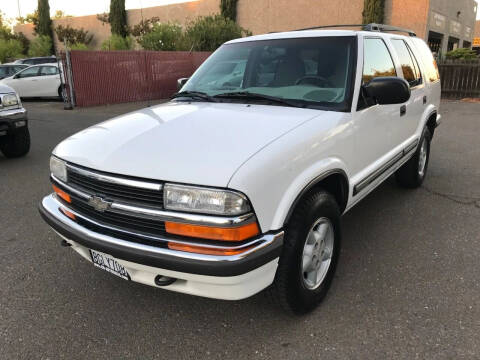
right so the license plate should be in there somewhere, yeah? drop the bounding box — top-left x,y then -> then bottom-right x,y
90,249 -> 130,280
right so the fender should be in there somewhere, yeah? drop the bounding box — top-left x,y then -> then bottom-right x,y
269,157 -> 350,230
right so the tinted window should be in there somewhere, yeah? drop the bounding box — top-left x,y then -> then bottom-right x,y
0,67 -> 8,76
17,67 -> 40,78
39,66 -> 59,76
184,36 -> 356,109
391,39 -> 421,86
23,59 -> 35,65
363,38 -> 396,83
411,38 -> 440,83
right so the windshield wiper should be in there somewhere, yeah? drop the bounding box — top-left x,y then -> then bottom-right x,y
213,91 -> 303,108
171,91 -> 218,102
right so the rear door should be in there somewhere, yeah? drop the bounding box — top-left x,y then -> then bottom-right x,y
36,66 -> 61,96
388,37 -> 425,144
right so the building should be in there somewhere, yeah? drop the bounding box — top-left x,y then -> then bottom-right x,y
13,0 -> 478,55
474,20 -> 480,54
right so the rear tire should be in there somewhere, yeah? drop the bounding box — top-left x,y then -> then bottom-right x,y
395,127 -> 431,188
270,189 -> 341,314
0,127 -> 31,158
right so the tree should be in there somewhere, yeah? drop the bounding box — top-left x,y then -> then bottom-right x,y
0,38 -> 23,63
445,48 -> 478,60
55,25 -> 93,47
362,0 -> 385,24
130,17 -> 160,37
183,15 -> 250,51
109,0 -> 128,37
220,0 -> 239,21
16,11 -> 38,28
37,0 -> 53,37
27,35 -> 52,56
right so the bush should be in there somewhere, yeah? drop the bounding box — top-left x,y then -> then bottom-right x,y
0,38 -> 23,63
101,35 -> 133,50
70,43 -> 89,50
138,23 -> 182,51
183,15 -> 250,51
27,35 -> 52,57
130,17 -> 160,37
445,48 -> 478,60
55,25 -> 93,46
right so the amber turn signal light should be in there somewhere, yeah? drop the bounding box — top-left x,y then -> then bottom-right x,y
167,242 -> 253,256
164,221 -> 259,242
53,184 -> 71,203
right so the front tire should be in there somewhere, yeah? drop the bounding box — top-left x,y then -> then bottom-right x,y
395,127 -> 431,188
270,189 -> 341,314
0,127 -> 31,158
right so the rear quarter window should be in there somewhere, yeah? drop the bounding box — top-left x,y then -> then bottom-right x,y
410,38 -> 440,83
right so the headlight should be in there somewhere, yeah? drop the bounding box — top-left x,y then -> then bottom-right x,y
1,94 -> 19,107
164,184 -> 251,215
50,156 -> 67,182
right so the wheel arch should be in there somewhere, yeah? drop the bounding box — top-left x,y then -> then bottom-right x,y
283,169 -> 349,227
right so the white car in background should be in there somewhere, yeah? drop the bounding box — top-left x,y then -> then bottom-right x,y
0,64 -> 63,98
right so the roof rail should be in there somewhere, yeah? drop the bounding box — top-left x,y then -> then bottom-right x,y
363,23 -> 416,37
289,23 -> 416,37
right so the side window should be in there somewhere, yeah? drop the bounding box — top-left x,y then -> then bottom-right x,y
391,39 -> 422,87
39,66 -> 59,76
16,67 -> 40,78
363,38 -> 396,83
411,38 -> 440,83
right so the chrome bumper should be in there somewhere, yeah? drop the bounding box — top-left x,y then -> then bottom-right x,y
39,194 -> 283,277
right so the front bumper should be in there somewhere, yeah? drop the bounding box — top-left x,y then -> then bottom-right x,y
39,194 -> 283,299
0,107 -> 28,136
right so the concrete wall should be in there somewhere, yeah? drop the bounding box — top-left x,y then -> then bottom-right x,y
237,0 -> 364,34
384,0 -> 430,39
427,0 -> 478,53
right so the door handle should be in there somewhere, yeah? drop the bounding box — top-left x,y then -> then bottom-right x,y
423,95 -> 427,105
400,105 -> 406,117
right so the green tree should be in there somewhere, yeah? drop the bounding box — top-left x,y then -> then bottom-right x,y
37,0 -> 53,37
137,23 -> 182,51
27,35 -> 52,56
130,17 -> 160,37
53,10 -> 72,19
109,0 -> 128,37
0,38 -> 23,63
220,0 -> 239,21
183,15 -> 250,51
362,0 -> 385,24
55,25 -> 93,47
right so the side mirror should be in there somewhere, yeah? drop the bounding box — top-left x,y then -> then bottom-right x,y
13,74 -> 20,79
362,77 -> 410,105
177,77 -> 189,91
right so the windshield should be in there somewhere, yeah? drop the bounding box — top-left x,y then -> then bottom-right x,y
181,36 -> 356,110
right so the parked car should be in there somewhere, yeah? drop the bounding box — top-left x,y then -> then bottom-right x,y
0,84 -> 30,158
0,64 -> 29,80
39,24 -> 441,314
0,64 -> 63,98
13,56 -> 57,65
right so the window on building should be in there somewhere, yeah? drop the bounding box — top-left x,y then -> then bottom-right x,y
463,41 -> 472,49
427,31 -> 443,56
448,36 -> 460,52
362,38 -> 396,84
391,39 -> 422,87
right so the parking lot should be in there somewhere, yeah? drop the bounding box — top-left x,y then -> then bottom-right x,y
1,99 -> 479,359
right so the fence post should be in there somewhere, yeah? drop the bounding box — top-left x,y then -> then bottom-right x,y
65,49 -> 76,108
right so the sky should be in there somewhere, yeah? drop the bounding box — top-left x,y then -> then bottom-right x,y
1,0 -> 194,21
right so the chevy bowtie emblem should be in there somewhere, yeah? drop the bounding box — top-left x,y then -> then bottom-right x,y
88,196 -> 111,212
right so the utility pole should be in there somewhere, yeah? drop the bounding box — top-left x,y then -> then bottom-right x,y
17,0 -> 22,19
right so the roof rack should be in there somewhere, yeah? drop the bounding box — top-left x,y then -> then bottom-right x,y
291,23 -> 416,37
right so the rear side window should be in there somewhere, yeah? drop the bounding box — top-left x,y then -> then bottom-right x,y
40,66 -> 59,76
391,39 -> 422,87
363,38 -> 396,83
411,38 -> 440,83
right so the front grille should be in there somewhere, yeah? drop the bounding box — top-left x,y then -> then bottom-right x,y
71,197 -> 167,238
67,167 -> 164,208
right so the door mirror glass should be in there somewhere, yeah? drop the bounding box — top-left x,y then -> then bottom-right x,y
177,78 -> 189,91
362,77 -> 411,105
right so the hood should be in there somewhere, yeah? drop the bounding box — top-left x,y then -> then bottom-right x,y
54,102 -> 323,187
0,83 -> 15,93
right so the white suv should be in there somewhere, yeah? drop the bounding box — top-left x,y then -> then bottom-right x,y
39,24 -> 441,314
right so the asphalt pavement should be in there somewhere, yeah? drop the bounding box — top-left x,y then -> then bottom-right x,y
1,99 -> 479,359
